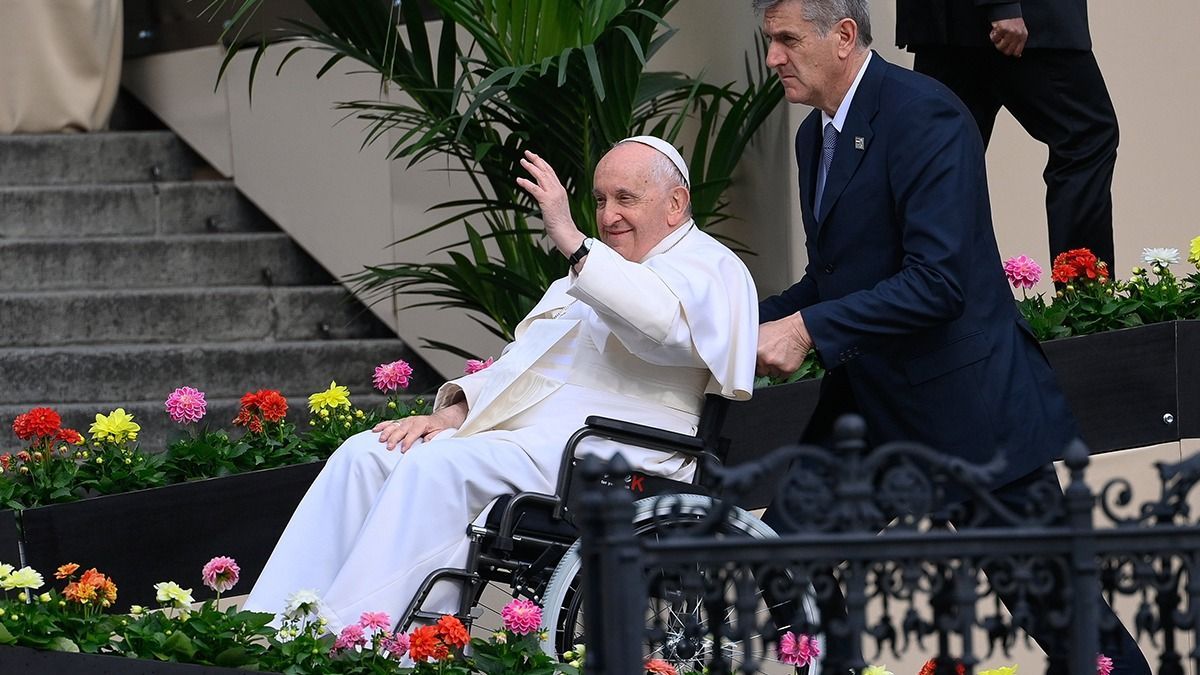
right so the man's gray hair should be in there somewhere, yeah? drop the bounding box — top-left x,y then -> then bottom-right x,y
752,0 -> 873,48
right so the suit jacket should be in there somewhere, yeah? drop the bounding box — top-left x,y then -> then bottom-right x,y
760,53 -> 1077,487
896,0 -> 1092,51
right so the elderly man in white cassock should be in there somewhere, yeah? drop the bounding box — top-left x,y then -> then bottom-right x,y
244,136 -> 760,631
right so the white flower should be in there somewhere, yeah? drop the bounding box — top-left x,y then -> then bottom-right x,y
153,581 -> 194,608
1142,247 -> 1180,268
862,666 -> 895,675
284,589 -> 323,619
1,566 -> 44,591
276,625 -> 299,643
0,563 -> 13,582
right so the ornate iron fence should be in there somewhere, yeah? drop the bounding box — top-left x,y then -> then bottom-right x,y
575,415 -> 1200,675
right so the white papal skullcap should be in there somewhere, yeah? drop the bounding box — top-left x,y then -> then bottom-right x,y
619,135 -> 690,187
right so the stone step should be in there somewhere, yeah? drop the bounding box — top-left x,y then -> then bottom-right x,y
0,233 -> 332,291
0,287 -> 392,347
0,181 -> 272,238
0,392 -> 419,451
0,131 -> 204,186
0,340 -> 439,406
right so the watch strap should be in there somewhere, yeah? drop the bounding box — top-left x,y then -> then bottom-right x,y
566,238 -> 592,266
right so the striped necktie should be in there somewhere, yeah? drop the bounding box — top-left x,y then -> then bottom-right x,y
815,121 -> 838,216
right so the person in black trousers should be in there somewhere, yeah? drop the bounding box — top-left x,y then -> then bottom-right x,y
896,0 -> 1119,269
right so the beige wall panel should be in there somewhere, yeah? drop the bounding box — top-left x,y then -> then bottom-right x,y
385,147 -> 513,376
224,49 -> 393,276
122,46 -> 234,176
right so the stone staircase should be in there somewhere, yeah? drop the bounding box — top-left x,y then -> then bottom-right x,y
0,130 -> 438,448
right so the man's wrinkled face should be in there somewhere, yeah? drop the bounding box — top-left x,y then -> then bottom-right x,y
591,143 -> 684,262
762,0 -> 843,110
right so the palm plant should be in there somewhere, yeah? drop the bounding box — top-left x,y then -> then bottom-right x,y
212,0 -> 781,355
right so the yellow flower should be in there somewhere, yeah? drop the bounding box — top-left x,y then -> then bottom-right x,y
863,667 -> 894,675
308,381 -> 351,413
153,581 -> 194,608
0,563 -> 13,581
980,667 -> 1019,675
1190,235 -> 1200,266
89,408 -> 141,444
1,566 -> 44,591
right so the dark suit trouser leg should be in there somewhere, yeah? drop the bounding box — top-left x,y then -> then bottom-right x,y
971,465 -> 1150,675
913,48 -> 1119,270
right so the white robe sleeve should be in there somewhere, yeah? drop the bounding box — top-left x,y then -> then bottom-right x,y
569,226 -> 759,401
566,240 -> 705,368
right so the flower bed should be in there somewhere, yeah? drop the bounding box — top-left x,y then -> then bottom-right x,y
0,557 -> 581,674
1,365 -> 437,512
0,359 -> 469,608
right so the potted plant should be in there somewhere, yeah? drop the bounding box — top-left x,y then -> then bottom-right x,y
212,0 -> 783,353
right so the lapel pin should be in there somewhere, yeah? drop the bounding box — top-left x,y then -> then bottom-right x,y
854,136 -> 866,150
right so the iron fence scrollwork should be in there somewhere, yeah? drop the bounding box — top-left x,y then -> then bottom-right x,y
576,414 -> 1200,675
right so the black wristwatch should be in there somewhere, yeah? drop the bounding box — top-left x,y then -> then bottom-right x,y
566,237 -> 593,266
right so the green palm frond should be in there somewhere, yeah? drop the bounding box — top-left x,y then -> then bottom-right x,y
209,0 -> 781,352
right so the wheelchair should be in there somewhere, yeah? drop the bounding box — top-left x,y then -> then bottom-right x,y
395,395 -> 822,674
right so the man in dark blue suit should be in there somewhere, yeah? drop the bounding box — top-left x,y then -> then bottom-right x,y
751,0 -> 1148,672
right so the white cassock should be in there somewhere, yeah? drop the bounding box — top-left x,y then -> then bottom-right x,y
243,220 -> 758,629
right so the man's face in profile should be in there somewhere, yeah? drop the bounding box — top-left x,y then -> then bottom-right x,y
591,143 -> 684,262
762,0 -> 844,110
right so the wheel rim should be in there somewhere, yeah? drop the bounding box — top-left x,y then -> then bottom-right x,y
541,496 -> 822,674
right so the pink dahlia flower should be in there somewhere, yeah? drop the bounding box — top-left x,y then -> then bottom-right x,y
383,631 -> 410,660
501,598 -> 542,635
165,386 -> 207,424
359,611 -> 391,631
1097,654 -> 1113,675
373,360 -> 413,393
334,623 -> 368,651
1002,255 -> 1043,290
464,357 -> 494,375
200,556 -> 240,594
779,631 -> 820,667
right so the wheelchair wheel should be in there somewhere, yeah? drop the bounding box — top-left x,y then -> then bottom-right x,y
539,493 -> 822,674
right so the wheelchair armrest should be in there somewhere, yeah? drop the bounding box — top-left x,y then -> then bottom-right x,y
552,415 -> 723,519
582,415 -> 707,453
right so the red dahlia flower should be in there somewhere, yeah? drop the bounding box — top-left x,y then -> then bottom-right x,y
13,407 -> 61,440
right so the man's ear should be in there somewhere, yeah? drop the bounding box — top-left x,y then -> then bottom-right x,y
836,18 -> 859,58
667,185 -> 691,226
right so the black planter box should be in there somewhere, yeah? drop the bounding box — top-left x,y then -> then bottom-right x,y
0,645 -> 279,675
17,460 -> 324,610
719,320 -> 1200,508
1041,319 -> 1199,453
0,508 -> 20,565
723,378 -> 821,510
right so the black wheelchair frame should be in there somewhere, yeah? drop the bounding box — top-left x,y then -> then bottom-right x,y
396,394 -> 732,637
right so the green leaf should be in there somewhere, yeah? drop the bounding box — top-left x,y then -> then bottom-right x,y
48,636 -> 80,653
163,630 -> 198,660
